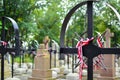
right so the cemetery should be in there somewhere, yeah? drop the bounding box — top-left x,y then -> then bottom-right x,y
0,0 -> 120,80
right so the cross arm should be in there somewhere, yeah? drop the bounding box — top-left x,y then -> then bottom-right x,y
60,44 -> 120,59
60,47 -> 78,54
100,48 -> 120,55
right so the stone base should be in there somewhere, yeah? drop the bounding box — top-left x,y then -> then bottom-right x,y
28,77 -> 55,80
100,68 -> 115,77
32,69 -> 52,78
97,76 -> 119,80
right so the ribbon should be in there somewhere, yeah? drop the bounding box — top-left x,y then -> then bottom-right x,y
93,36 -> 103,69
76,37 -> 94,80
0,41 -> 7,46
95,35 -> 107,70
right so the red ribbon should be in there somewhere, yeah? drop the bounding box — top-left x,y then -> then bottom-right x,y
95,36 -> 106,70
0,41 -> 7,46
76,37 -> 94,80
76,36 -> 106,79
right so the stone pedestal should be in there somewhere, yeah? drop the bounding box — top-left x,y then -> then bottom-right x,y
32,69 -> 52,78
28,44 -> 53,80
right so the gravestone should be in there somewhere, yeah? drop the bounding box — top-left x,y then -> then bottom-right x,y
97,28 -> 118,80
28,44 -> 53,80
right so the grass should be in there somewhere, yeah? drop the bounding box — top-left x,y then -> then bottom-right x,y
13,53 -> 35,63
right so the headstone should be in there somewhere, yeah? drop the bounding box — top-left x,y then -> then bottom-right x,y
28,44 -> 53,80
97,28 -> 118,80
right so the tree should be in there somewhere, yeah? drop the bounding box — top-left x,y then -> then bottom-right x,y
33,0 -> 62,43
0,0 -> 39,44
1,0 -> 120,47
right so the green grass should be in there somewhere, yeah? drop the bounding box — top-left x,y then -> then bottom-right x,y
14,53 -> 34,63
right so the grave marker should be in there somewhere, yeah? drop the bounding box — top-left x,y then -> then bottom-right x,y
28,44 -> 53,80
97,28 -> 118,80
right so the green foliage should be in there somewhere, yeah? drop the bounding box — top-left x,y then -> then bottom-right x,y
0,0 -> 39,43
33,0 -> 62,43
14,53 -> 33,63
1,0 -> 120,47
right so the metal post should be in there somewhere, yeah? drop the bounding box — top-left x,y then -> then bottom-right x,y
22,52 -> 24,63
67,54 -> 69,69
75,55 -> 77,64
1,54 -> 4,80
19,52 -> 22,67
11,53 -> 14,78
66,41 -> 69,68
49,41 -> 52,69
87,1 -> 93,80
72,39 -> 74,73
88,58 -> 93,80
1,17 -> 5,80
54,45 -> 56,67
87,1 -> 93,39
54,51 -> 56,67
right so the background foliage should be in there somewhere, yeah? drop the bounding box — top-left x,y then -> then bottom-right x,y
0,0 -> 120,48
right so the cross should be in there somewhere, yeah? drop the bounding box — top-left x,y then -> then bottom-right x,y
0,17 -> 20,80
59,1 -> 120,80
104,28 -> 114,48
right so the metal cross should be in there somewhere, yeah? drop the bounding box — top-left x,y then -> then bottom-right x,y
59,1 -> 120,80
0,16 -> 20,80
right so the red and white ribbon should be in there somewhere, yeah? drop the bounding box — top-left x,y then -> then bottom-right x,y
93,36 -> 103,69
95,36 -> 107,70
76,37 -> 94,80
0,41 -> 7,46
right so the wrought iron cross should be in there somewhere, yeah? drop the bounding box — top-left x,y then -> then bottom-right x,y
0,16 -> 20,80
59,1 -> 120,80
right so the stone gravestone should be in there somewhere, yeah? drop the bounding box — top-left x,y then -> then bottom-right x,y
28,43 -> 54,80
28,44 -> 53,80
97,28 -> 118,80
